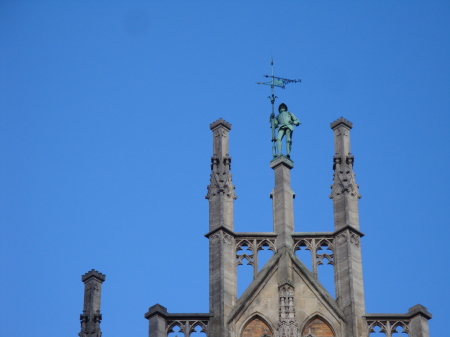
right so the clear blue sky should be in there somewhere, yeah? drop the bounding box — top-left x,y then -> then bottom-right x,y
1,1 -> 449,337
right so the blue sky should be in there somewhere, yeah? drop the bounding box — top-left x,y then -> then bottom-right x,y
1,1 -> 449,336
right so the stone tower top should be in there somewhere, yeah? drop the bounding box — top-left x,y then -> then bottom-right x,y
79,269 -> 105,337
210,118 -> 232,131
82,269 -> 106,283
330,116 -> 353,130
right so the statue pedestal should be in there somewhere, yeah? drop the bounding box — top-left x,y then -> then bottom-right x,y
270,155 -> 295,250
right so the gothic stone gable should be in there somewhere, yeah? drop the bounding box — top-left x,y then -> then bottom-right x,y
227,251 -> 345,337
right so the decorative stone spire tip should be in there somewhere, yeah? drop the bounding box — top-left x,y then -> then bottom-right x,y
210,118 -> 232,131
330,117 -> 353,130
81,269 -> 106,282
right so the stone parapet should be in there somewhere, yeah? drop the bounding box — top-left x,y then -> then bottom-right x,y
145,304 -> 212,320
234,232 -> 278,238
145,305 -> 212,337
292,231 -> 335,237
365,304 -> 432,321
365,305 -> 432,337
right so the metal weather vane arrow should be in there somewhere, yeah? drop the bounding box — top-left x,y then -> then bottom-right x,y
256,58 -> 301,157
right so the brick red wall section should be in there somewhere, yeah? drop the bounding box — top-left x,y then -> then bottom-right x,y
241,318 -> 273,337
301,318 -> 335,337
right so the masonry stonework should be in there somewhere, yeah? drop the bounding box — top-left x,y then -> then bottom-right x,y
78,117 -> 432,337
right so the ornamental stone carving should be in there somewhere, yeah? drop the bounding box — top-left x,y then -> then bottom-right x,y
329,160 -> 361,199
275,283 -> 300,337
223,233 -> 233,246
206,155 -> 237,200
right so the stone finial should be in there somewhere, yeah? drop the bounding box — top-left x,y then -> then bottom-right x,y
145,303 -> 168,319
330,117 -> 353,130
210,118 -> 232,131
82,269 -> 106,283
408,304 -> 432,319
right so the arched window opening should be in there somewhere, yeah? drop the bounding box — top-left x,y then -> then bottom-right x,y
237,244 -> 254,297
257,241 -> 274,272
241,317 -> 273,337
295,242 -> 313,271
301,317 -> 335,337
316,242 -> 335,298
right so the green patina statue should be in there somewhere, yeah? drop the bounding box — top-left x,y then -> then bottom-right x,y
270,103 -> 300,158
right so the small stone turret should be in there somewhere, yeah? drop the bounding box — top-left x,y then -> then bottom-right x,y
79,269 -> 106,337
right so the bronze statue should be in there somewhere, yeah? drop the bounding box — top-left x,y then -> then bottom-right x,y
270,103 -> 300,158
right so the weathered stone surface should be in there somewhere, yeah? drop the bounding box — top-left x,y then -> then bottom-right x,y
365,305 -> 432,337
270,156 -> 295,250
206,118 -> 236,232
241,317 -> 273,337
79,269 -> 105,337
328,119 -> 366,337
140,117 -> 432,337
207,119 -> 237,337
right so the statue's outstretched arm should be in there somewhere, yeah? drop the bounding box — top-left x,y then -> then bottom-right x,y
289,112 -> 301,126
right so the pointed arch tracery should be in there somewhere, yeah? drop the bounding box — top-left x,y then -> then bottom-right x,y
167,320 -> 209,337
168,321 -> 186,335
236,240 -> 255,267
240,314 -> 274,337
293,236 -> 335,284
235,237 -> 277,281
257,239 -> 276,253
300,315 -> 335,337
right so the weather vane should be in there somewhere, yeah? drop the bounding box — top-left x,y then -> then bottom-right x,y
256,59 -> 302,158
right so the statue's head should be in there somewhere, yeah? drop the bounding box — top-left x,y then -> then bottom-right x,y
279,103 -> 288,112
